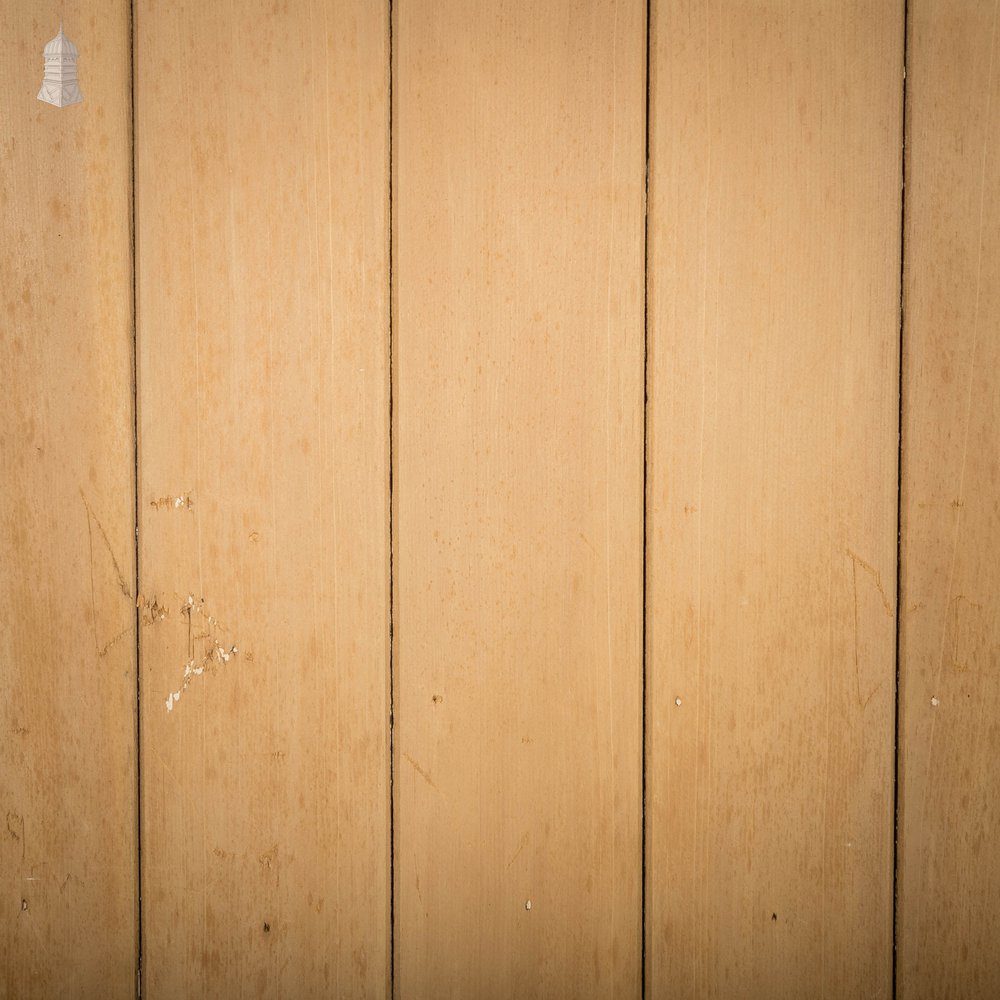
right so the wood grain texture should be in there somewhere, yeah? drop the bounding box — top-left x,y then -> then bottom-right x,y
135,1 -> 389,996
0,3 -> 137,997
393,2 -> 645,996
898,3 -> 1000,996
645,3 -> 902,997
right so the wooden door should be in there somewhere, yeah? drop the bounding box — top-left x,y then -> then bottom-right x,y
9,2 -> 1000,997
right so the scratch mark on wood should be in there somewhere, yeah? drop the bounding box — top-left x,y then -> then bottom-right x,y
6,811 -> 25,862
506,831 -> 529,869
403,752 -> 438,792
949,594 -> 983,673
137,594 -> 169,625
81,489 -> 134,659
165,596 -> 239,712
849,553 -> 883,709
59,872 -> 84,894
257,845 -> 280,887
846,548 -> 894,618
97,624 -> 133,658
81,489 -> 131,598
149,492 -> 194,510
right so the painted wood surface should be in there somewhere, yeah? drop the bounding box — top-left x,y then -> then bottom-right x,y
898,3 -> 1000,996
11,3 -> 1000,995
134,1 -> 390,996
645,2 -> 903,997
0,3 -> 137,997
392,2 -> 646,996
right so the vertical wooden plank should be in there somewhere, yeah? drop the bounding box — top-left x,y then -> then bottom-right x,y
393,3 -> 645,996
646,3 -> 902,997
0,3 -> 137,997
135,1 -> 389,996
898,3 -> 1000,995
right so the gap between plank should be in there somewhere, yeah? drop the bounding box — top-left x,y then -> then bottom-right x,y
387,2 -> 396,998
641,0 -> 652,997
128,0 -> 143,995
892,1 -> 910,997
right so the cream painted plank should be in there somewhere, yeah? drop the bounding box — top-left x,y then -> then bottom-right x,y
135,1 -> 389,996
646,3 -> 901,997
898,3 -> 1000,996
0,3 -> 137,997
393,2 -> 646,997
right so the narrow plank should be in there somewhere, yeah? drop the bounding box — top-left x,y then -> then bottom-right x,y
135,1 -> 390,995
393,2 -> 646,996
645,3 -> 902,997
898,3 -> 1000,995
0,3 -> 137,997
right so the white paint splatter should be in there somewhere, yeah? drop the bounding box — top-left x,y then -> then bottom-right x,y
164,597 -> 240,713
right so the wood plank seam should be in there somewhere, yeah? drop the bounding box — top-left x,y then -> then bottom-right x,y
642,1 -> 653,998
893,2 -> 910,997
129,0 -> 143,994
